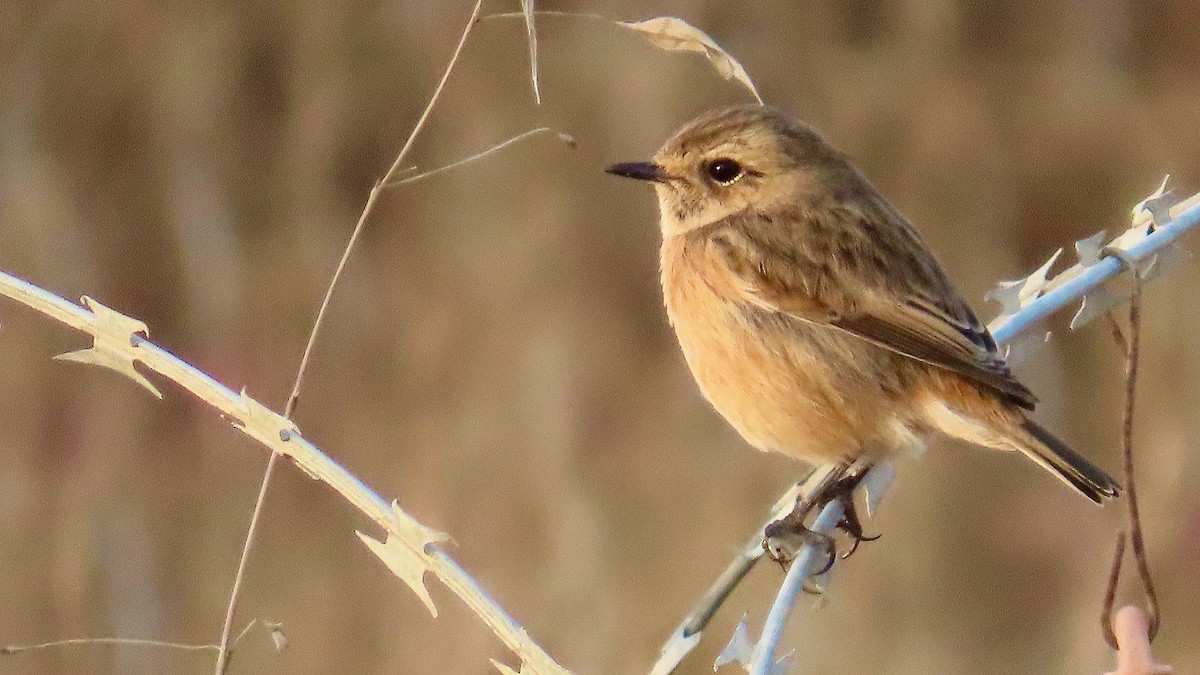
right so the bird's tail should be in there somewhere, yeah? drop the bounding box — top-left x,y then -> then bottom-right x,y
1012,419 -> 1120,504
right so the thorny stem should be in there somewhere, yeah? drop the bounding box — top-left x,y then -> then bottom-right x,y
212,2 -> 485,672
1101,275 -> 1160,650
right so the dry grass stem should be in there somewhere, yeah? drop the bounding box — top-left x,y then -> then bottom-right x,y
284,0 -> 485,421
483,10 -> 609,24
521,0 -> 540,104
213,451 -> 281,673
3,638 -> 218,654
2,620 -> 261,657
212,1 -> 518,670
382,127 -> 574,190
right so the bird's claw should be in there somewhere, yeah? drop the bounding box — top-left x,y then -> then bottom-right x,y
834,491 -> 882,560
761,467 -> 882,576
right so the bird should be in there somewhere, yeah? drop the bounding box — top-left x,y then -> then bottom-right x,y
606,104 -> 1118,522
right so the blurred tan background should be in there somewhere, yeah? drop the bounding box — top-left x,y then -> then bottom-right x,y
2,1 -> 1199,673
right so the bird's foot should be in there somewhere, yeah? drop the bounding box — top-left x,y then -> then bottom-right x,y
762,522 -> 836,575
762,463 -> 881,574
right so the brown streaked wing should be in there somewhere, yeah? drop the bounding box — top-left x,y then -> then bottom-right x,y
706,212 -> 1037,410
830,302 -> 1036,408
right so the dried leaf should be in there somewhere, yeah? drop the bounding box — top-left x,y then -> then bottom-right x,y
521,0 -> 540,104
54,296 -> 162,398
263,621 -> 287,652
357,502 -> 451,618
618,17 -> 763,103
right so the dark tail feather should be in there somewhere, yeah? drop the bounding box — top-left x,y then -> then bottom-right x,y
1015,419 -> 1120,504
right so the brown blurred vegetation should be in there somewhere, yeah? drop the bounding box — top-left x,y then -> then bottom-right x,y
1,1 -> 1199,673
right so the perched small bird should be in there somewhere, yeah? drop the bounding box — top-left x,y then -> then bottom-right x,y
608,104 -> 1118,508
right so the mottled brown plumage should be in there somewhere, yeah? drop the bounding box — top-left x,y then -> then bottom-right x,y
610,104 -> 1117,503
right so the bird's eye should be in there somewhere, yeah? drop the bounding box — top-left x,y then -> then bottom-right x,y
705,158 -> 744,186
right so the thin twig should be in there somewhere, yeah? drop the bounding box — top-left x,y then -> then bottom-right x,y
212,2 -> 485,673
1103,311 -> 1128,354
2,620 -> 262,658
285,0 -> 484,419
1102,534 -> 1126,649
231,620 -> 260,650
1101,273 -> 1160,651
381,127 -> 572,190
482,10 -> 610,23
1122,278 -> 1160,639
213,452 -> 281,674
3,638 -> 218,654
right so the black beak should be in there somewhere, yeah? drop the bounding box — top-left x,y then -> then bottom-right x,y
606,161 -> 671,184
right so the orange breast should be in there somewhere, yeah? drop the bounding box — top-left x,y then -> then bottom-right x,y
659,234 -> 918,463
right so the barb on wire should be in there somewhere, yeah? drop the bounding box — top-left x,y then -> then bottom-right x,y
0,270 -> 568,675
